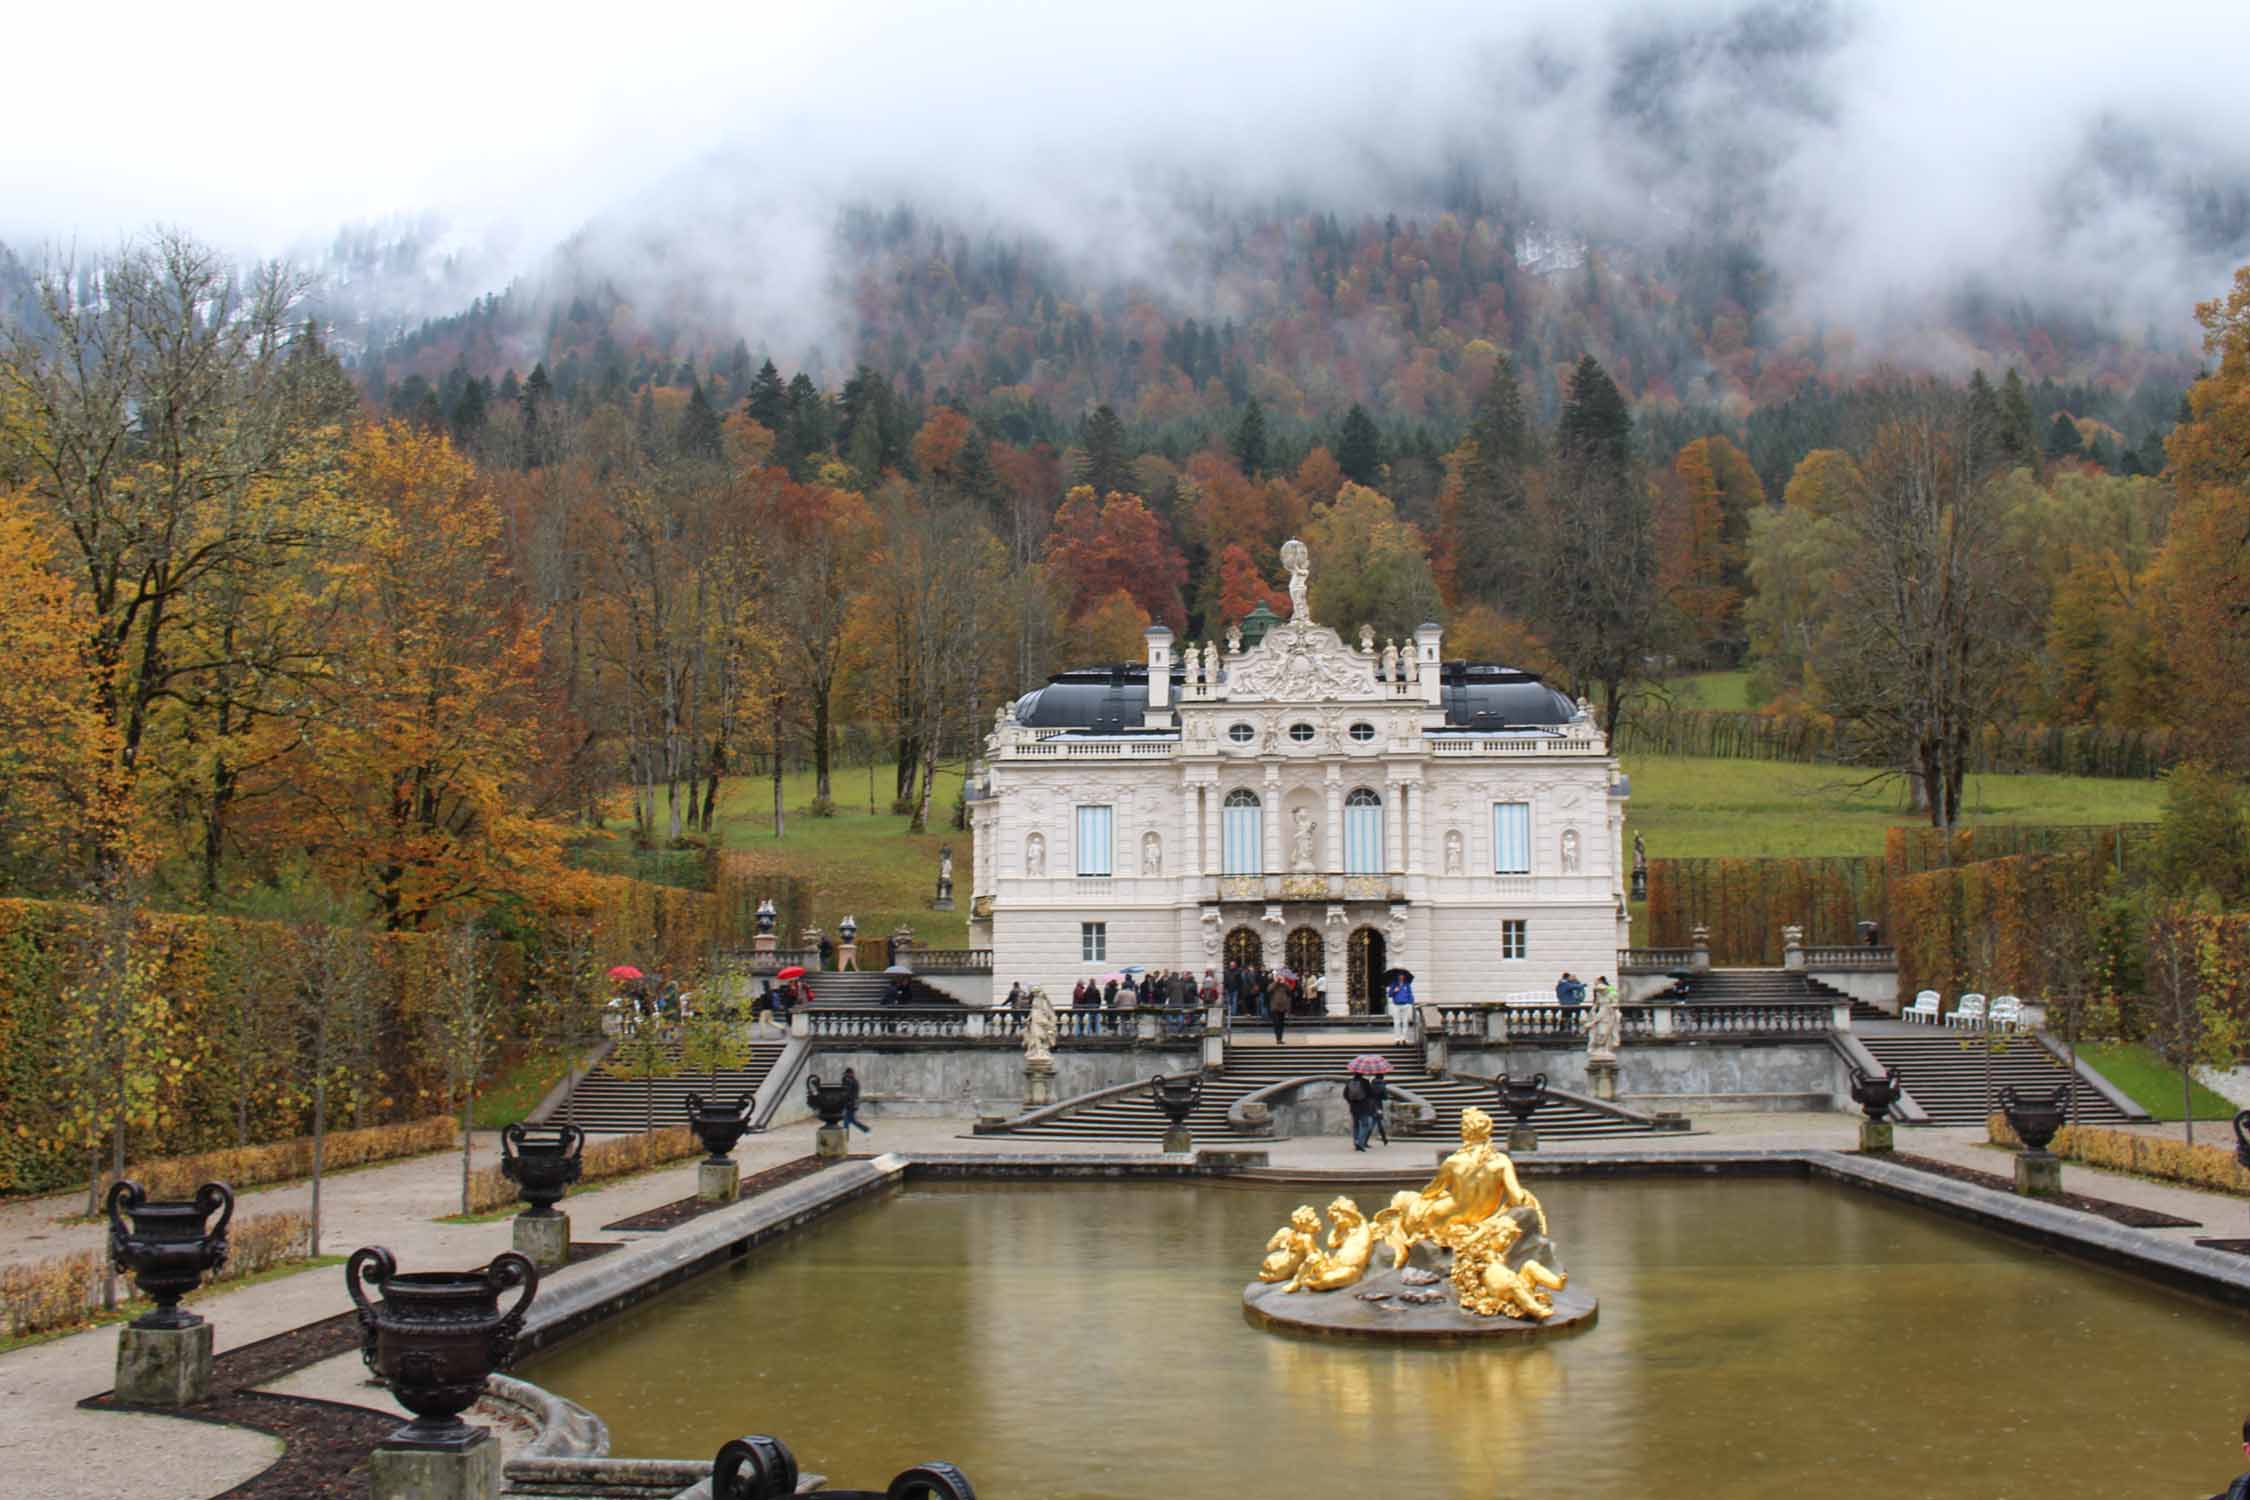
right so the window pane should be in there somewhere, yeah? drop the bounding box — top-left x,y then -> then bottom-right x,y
1223,802 -> 1263,874
1345,803 -> 1383,874
1493,803 -> 1530,874
1076,805 -> 1112,876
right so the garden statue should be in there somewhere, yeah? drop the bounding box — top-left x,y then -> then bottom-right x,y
1025,832 -> 1045,876
1142,831 -> 1162,875
1585,986 -> 1623,1061
1258,1206 -> 1322,1283
1561,828 -> 1580,874
934,845 -> 954,909
1444,828 -> 1464,875
1282,1197 -> 1378,1292
1359,624 -> 1374,653
1290,808 -> 1317,873
1023,987 -> 1058,1066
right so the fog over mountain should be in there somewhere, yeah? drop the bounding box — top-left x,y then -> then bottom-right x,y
9,0 -> 2248,368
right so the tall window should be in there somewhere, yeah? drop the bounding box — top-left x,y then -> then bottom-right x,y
1344,788 -> 1384,874
1082,922 -> 1107,962
1222,790 -> 1264,875
1075,805 -> 1113,876
1502,919 -> 1527,960
1493,802 -> 1531,874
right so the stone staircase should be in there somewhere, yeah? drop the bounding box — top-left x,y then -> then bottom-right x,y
1857,1032 -> 2138,1126
545,1041 -> 790,1135
995,1040 -> 1671,1144
797,971 -> 958,1006
1672,968 -> 1888,1024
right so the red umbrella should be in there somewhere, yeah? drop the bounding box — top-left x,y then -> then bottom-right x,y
1348,1054 -> 1395,1076
774,965 -> 808,981
607,964 -> 645,981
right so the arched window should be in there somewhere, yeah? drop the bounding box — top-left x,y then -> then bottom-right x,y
1222,789 -> 1264,875
1344,788 -> 1384,874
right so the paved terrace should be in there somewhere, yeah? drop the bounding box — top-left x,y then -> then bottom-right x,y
3,1110 -> 2243,1500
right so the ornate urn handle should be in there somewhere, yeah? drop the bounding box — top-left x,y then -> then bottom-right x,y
483,1251 -> 540,1369
346,1245 -> 397,1320
557,1123 -> 586,1159
714,1434 -> 800,1500
2235,1109 -> 2250,1170
501,1122 -> 526,1165
196,1181 -> 235,1242
104,1179 -> 143,1251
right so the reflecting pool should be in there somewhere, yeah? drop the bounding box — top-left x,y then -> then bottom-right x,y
524,1179 -> 2248,1498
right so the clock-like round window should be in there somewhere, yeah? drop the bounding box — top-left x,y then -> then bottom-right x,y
1288,723 -> 1316,743
1348,722 -> 1376,743
1228,722 -> 1255,744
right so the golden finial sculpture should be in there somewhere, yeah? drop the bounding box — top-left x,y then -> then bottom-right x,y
1251,1107 -> 1569,1321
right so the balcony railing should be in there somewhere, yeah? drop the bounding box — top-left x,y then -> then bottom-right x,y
1619,947 -> 1698,972
797,1005 -> 1203,1044
914,948 -> 993,974
1433,999 -> 1845,1043
1797,945 -> 1897,971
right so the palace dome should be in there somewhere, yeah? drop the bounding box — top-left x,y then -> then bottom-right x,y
1010,661 -> 1576,732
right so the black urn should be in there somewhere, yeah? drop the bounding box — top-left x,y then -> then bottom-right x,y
499,1123 -> 585,1217
1494,1073 -> 1549,1129
686,1092 -> 755,1163
713,1432 -> 975,1500
1847,1065 -> 1905,1122
1151,1074 -> 1201,1129
105,1180 -> 233,1330
2235,1110 -> 2250,1171
347,1246 -> 539,1448
806,1073 -> 856,1128
1999,1085 -> 2069,1153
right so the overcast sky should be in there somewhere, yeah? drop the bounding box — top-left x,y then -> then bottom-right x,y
9,0 -> 2246,342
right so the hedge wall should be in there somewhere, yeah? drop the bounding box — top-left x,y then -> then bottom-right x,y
1644,856 -> 1887,965
1889,851 -> 2108,1004
1618,705 -> 2179,780
1884,823 -> 2155,883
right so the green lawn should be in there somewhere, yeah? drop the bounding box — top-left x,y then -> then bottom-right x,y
1620,756 -> 2167,859
473,1047 -> 606,1130
1666,670 -> 1758,712
712,763 -> 974,947
2077,1042 -> 2237,1121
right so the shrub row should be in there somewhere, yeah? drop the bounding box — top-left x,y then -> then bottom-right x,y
119,1116 -> 458,1201
462,1126 -> 701,1215
1619,705 -> 2181,780
0,1208 -> 311,1341
1644,856 -> 1885,965
1987,1114 -> 2250,1195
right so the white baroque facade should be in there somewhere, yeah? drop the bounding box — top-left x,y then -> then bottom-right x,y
965,545 -> 1629,1009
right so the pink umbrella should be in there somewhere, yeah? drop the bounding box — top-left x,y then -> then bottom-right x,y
607,964 -> 645,982
1348,1054 -> 1394,1075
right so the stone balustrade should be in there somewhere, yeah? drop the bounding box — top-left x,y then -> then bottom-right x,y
1433,999 -> 1847,1044
793,1005 -> 1204,1044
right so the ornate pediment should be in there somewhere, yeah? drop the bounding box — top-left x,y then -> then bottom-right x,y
1222,618 -> 1380,703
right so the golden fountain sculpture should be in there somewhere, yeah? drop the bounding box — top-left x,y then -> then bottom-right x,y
1254,1106 -> 1569,1320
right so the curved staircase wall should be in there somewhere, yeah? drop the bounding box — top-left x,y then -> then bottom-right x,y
1445,1040 -> 1849,1114
800,1043 -> 1198,1119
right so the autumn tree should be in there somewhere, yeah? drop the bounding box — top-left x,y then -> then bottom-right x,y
1214,543 -> 1288,625
1303,484 -> 1444,641
428,923 -> 500,1215
1043,486 -> 1188,631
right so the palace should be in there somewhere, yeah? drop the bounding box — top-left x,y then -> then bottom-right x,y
965,541 -> 1628,1008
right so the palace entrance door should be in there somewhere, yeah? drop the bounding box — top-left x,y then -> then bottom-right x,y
1285,927 -> 1326,1012
1348,927 -> 1387,1014
1224,926 -> 1262,971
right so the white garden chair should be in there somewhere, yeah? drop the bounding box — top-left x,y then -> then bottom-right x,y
1988,995 -> 2023,1032
1903,990 -> 1940,1024
1947,992 -> 1988,1029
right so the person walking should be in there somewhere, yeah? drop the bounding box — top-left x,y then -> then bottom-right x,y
1005,980 -> 1024,1009
1366,1071 -> 1391,1146
817,932 -> 835,971
1267,969 -> 1292,1044
840,1067 -> 871,1134
1345,1070 -> 1376,1151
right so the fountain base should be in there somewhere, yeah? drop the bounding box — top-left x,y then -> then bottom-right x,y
1243,1265 -> 1597,1344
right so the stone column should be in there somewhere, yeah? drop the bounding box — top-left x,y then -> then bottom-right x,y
1323,771 -> 1343,878
1024,1060 -> 1056,1108
1180,774 -> 1200,880
1384,779 -> 1405,874
1201,780 -> 1220,876
1262,766 -> 1281,875
1403,780 -> 1424,875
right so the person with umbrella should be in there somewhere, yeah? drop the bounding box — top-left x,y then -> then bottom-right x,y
1385,968 -> 1418,1043
1266,965 -> 1292,1044
1345,1055 -> 1393,1151
773,964 -> 808,1020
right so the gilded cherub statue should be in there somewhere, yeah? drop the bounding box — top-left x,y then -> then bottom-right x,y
1286,1197 -> 1377,1293
1258,1206 -> 1321,1284
1450,1217 -> 1567,1319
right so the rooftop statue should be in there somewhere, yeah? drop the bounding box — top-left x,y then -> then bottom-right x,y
1280,537 -> 1311,620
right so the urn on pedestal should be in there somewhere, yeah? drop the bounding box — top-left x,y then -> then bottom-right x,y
686,1092 -> 755,1163
1847,1065 -> 1904,1153
2000,1084 -> 2069,1197
1493,1073 -> 1548,1153
347,1246 -> 539,1450
499,1124 -> 585,1217
1152,1073 -> 1201,1152
106,1180 -> 233,1330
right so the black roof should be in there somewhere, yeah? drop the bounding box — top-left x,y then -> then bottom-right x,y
1010,662 -> 1577,732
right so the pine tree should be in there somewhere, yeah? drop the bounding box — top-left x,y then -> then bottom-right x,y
1337,403 -> 1382,485
2046,411 -> 2084,459
1537,354 -> 1657,737
1078,403 -> 1132,496
1966,370 -> 2002,448
677,380 -> 724,461
1999,368 -> 2039,467
521,362 -> 553,471
1232,397 -> 1268,476
784,374 -> 830,478
745,359 -> 787,432
1448,359 -> 1533,602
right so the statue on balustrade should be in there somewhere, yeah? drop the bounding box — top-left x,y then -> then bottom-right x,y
1585,982 -> 1622,1061
1023,988 -> 1058,1066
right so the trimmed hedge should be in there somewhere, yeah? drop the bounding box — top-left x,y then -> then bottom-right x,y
1645,856 -> 1885,964
0,1207 -> 311,1340
1988,1113 -> 2250,1195
120,1116 -> 458,1201
462,1125 -> 700,1215
1620,704 -> 2180,780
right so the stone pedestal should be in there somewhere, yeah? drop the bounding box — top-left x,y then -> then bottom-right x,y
698,1159 -> 740,1203
815,1125 -> 849,1160
116,1320 -> 212,1406
1507,1125 -> 1539,1154
1162,1126 -> 1192,1154
512,1211 -> 570,1272
1858,1119 -> 1895,1154
1586,1058 -> 1619,1102
1024,1060 -> 1056,1110
2015,1150 -> 2063,1197
835,940 -> 858,972
371,1430 -> 502,1500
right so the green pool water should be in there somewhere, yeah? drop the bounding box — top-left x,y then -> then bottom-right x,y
523,1178 -> 2250,1498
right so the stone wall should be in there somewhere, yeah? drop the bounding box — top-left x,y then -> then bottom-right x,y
1448,1040 -> 1850,1113
768,1044 -> 1198,1125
